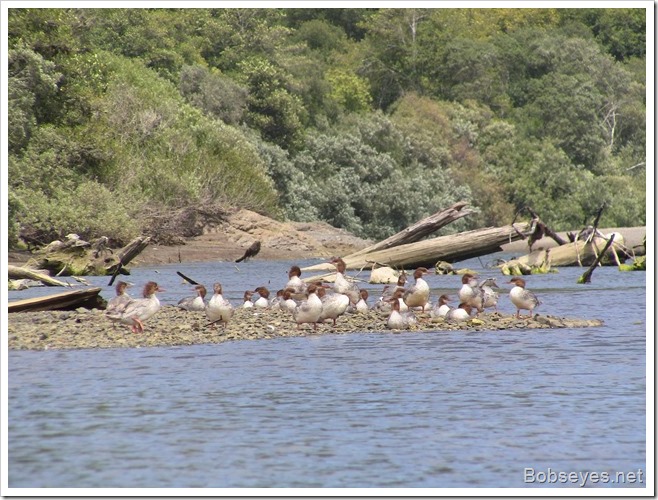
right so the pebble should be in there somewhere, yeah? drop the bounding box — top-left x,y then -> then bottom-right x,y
7,306 -> 603,351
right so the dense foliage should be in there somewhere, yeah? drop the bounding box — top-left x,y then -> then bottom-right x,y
7,7 -> 646,247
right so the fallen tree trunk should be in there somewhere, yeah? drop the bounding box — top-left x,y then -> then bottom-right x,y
7,265 -> 71,287
302,223 -> 530,272
348,201 -> 474,258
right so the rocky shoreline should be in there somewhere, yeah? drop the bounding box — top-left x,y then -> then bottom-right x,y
8,306 -> 604,351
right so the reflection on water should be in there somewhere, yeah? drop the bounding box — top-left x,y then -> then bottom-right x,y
7,256 -> 647,489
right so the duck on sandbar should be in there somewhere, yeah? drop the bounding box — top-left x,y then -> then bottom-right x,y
403,267 -> 431,311
387,290 -> 417,330
508,278 -> 541,318
317,286 -> 350,327
108,281 -> 164,334
242,290 -> 255,308
106,281 -> 133,315
430,294 -> 452,319
206,282 -> 234,328
293,284 -> 323,330
445,302 -> 473,322
329,257 -> 360,305
253,286 -> 271,308
177,284 -> 207,312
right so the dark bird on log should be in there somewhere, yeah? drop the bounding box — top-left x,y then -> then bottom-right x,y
235,241 -> 261,263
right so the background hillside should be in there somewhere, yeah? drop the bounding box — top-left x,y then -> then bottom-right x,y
7,7 -> 647,249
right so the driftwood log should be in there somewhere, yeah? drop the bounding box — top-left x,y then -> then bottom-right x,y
302,223 -> 531,272
7,265 -> 71,287
31,235 -> 151,277
348,201 -> 474,258
500,233 -> 628,273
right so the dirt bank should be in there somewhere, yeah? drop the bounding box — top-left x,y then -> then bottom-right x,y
120,208 -> 371,266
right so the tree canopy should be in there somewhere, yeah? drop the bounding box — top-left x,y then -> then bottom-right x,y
7,7 -> 647,248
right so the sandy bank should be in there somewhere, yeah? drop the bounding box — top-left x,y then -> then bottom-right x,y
8,306 -> 604,351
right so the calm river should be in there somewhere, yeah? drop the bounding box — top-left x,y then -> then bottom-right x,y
7,255 -> 647,490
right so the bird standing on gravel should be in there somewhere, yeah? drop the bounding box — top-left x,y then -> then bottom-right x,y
108,281 -> 164,334
106,281 -> 133,315
508,277 -> 541,318
206,282 -> 234,328
235,241 -> 261,263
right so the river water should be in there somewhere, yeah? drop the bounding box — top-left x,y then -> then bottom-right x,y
6,255 -> 648,490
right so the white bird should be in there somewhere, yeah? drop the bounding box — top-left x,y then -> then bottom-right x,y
293,284 -> 323,330
106,281 -> 133,315
458,273 -> 481,313
285,265 -> 307,299
478,277 -> 500,312
445,303 -> 473,322
317,286 -> 350,327
403,267 -> 431,311
281,289 -> 299,314
508,278 -> 541,318
330,257 -> 360,304
352,289 -> 369,313
386,290 -> 417,330
242,290 -> 254,308
177,284 -> 207,312
253,286 -> 271,308
206,282 -> 234,328
430,294 -> 452,319
108,281 -> 164,333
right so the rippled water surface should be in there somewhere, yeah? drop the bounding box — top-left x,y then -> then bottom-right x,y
7,256 -> 647,489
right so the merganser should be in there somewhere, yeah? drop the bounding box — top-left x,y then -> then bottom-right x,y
478,277 -> 500,312
458,273 -> 480,313
285,265 -> 307,298
330,257 -> 360,304
293,284 -> 323,330
253,286 -> 271,308
403,267 -> 431,311
270,289 -> 284,310
381,273 -> 407,301
353,289 -> 369,313
281,289 -> 299,314
106,281 -> 132,315
386,290 -> 417,330
430,294 -> 452,318
242,290 -> 254,308
206,282 -> 234,328
177,284 -> 207,312
445,302 -> 473,322
508,278 -> 541,318
108,281 -> 164,333
317,286 -> 350,326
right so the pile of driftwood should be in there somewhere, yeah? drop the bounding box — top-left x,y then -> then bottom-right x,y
499,206 -> 636,276
8,234 -> 151,288
300,202 -> 641,284
302,201 -> 531,276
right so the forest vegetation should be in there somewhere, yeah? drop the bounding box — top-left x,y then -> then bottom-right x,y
7,7 -> 647,249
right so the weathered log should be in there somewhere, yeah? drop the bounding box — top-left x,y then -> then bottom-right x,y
35,235 -> 151,276
501,234 -> 627,270
8,287 -> 104,313
347,201 -> 474,258
302,223 -> 530,272
7,265 -> 71,287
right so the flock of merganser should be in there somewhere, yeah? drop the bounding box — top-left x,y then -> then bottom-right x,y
104,260 -> 542,333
